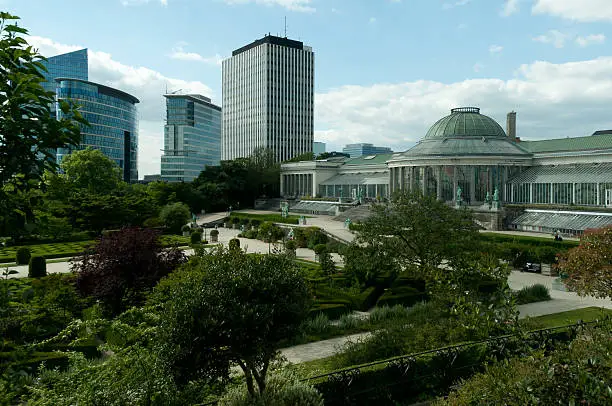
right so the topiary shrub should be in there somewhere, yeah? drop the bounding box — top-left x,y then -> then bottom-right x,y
313,244 -> 327,255
181,224 -> 191,234
28,256 -> 47,278
229,238 -> 240,251
515,284 -> 551,305
16,247 -> 31,265
190,231 -> 202,245
285,240 -> 297,251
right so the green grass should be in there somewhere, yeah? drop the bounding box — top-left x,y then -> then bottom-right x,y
0,235 -> 191,264
521,306 -> 612,329
229,212 -> 303,225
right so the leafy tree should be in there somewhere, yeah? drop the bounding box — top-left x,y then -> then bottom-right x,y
345,190 -> 479,282
73,227 -> 187,315
557,225 -> 612,299
159,202 -> 191,234
0,12 -> 84,187
284,152 -> 315,163
59,148 -> 123,194
155,247 -> 311,396
316,151 -> 349,160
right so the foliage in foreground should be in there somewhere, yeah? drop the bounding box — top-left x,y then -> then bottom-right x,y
154,246 -> 311,396
219,369 -> 323,406
436,322 -> 612,405
514,283 -> 551,305
557,225 -> 612,299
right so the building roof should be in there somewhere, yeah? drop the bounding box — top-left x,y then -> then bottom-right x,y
511,210 -> 612,232
425,107 -> 507,139
397,137 -> 531,158
508,163 -> 612,184
320,172 -> 389,186
232,35 -> 304,56
344,154 -> 394,166
164,93 -> 221,111
55,77 -> 139,104
520,134 -> 612,153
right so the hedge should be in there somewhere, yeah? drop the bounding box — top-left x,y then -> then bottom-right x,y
479,232 -> 578,248
229,212 -> 300,225
309,303 -> 350,320
376,286 -> 428,308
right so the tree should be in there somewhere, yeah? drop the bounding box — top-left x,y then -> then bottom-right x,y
0,12 -> 84,187
557,225 -> 612,299
155,247 -> 311,396
73,227 -> 187,315
344,190 -> 479,282
159,202 -> 190,234
59,148 -> 123,194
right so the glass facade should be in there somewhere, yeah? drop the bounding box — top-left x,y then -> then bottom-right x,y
161,94 -> 221,182
39,49 -> 88,94
55,79 -> 139,182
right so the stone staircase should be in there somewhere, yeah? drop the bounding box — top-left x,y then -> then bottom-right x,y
333,204 -> 373,222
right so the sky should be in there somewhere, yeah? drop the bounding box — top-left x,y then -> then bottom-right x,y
7,0 -> 612,176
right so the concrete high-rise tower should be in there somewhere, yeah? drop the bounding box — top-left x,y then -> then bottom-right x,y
222,35 -> 314,162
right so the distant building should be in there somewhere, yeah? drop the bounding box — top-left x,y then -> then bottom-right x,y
55,78 -> 139,182
222,35 -> 314,162
313,142 -> 326,156
38,49 -> 88,163
342,143 -> 393,158
142,174 -> 162,183
161,94 -> 221,182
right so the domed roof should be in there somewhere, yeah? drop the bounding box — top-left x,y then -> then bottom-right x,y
424,107 -> 506,139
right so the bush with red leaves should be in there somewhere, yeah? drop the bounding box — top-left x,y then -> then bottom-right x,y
73,227 -> 187,315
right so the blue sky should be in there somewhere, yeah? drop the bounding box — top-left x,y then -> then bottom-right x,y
8,0 -> 612,176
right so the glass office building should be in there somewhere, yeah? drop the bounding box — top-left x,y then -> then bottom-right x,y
342,143 -> 393,158
161,94 -> 221,182
55,78 -> 140,182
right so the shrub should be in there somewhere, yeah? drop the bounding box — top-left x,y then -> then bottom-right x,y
190,231 -> 202,245
219,369 -> 324,406
368,304 -> 411,324
337,313 -> 360,330
74,227 -> 187,316
285,240 -> 297,251
160,202 -> 191,234
306,228 -> 328,249
142,217 -> 162,228
515,284 -> 551,305
250,219 -> 261,228
229,238 -> 240,251
181,224 -> 191,233
15,247 -> 31,265
258,222 -> 284,242
231,216 -> 241,225
210,229 -> 219,237
313,244 -> 327,255
302,313 -> 331,335
28,256 -> 47,278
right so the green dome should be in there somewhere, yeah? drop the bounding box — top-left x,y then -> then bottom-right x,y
424,107 -> 507,139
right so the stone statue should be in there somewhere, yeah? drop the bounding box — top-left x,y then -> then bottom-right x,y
281,202 -> 289,218
456,186 -> 462,202
485,191 -> 491,205
288,228 -> 294,240
493,188 -> 500,202
344,218 -> 352,228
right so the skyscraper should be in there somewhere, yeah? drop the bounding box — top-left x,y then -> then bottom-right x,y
161,94 -> 222,182
222,35 -> 314,162
55,78 -> 140,182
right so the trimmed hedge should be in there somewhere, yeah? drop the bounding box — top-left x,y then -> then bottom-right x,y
190,231 -> 202,245
229,212 -> 301,225
309,303 -> 350,320
376,286 -> 428,308
15,247 -> 32,265
28,256 -> 47,278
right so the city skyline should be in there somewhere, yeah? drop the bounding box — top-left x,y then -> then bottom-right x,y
11,0 -> 612,176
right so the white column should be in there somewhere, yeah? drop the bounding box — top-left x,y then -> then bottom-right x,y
529,183 -> 533,204
550,183 -> 554,204
312,173 -> 317,197
422,167 -> 427,195
436,166 -> 443,201
389,168 -> 394,194
469,166 -> 476,204
572,183 -> 577,205
597,183 -> 601,206
280,174 -> 285,196
453,166 -> 458,200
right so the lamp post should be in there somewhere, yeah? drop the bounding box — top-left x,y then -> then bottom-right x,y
268,231 -> 272,254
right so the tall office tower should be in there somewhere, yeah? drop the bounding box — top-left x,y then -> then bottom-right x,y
222,35 -> 314,162
55,78 -> 140,182
313,141 -> 326,156
161,94 -> 222,182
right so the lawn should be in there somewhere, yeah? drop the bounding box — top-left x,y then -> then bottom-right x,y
521,306 -> 612,329
230,212 -> 304,225
0,235 -> 190,264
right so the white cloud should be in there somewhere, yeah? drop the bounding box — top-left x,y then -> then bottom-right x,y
532,0 -> 612,22
533,30 -> 570,48
443,0 -> 471,10
314,57 -> 612,154
501,0 -> 520,16
28,36 -> 215,177
121,0 -> 168,6
223,0 -> 314,12
575,33 -> 606,47
489,44 -> 503,54
169,44 -> 223,66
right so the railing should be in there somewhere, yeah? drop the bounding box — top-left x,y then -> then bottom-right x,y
198,317 -> 610,406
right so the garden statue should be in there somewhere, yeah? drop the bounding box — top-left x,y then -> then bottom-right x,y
281,202 -> 289,218
485,191 -> 491,206
492,187 -> 501,210
344,218 -> 352,228
287,228 -> 294,240
455,186 -> 463,207
357,187 -> 364,204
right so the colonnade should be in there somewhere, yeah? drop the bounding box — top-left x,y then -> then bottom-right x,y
280,173 -> 315,198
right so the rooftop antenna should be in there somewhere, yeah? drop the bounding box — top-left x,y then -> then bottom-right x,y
284,16 -> 287,38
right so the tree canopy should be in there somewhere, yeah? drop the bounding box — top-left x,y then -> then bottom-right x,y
0,12 -> 84,187
558,225 -> 612,299
58,148 -> 123,194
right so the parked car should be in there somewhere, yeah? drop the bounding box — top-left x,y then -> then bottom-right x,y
522,263 -> 542,273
